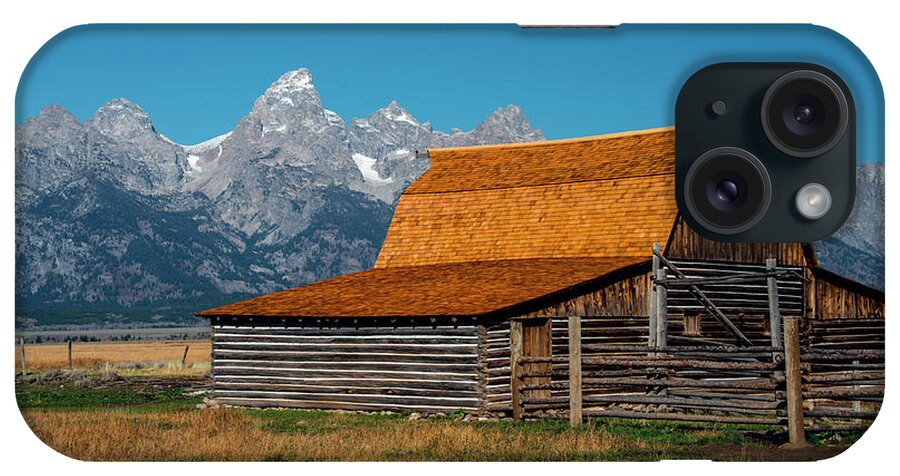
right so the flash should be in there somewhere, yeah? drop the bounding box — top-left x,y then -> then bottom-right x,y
795,183 -> 832,220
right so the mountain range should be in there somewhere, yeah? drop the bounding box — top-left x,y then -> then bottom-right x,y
14,68 -> 883,327
14,68 -> 544,325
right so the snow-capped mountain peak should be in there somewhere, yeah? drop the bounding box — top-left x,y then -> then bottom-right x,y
379,100 -> 419,127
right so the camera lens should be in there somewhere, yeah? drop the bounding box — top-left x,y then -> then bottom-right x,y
761,70 -> 849,158
684,147 -> 771,234
708,174 -> 747,212
793,104 -> 815,124
716,180 -> 739,202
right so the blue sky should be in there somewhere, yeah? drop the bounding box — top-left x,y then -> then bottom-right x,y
16,24 -> 882,161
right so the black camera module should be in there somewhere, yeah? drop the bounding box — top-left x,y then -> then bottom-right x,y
676,63 -> 856,242
761,70 -> 849,158
684,147 -> 772,235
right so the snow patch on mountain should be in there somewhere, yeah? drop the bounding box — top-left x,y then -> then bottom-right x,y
186,155 -> 203,172
352,153 -> 393,184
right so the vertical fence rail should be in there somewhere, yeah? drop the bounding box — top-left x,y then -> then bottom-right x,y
783,316 -> 808,447
568,314 -> 582,426
655,267 -> 668,351
510,320 -> 524,421
19,337 -> 26,377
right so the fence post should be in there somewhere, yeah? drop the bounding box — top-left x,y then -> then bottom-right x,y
655,267 -> 668,351
766,258 -> 784,350
510,320 -> 524,421
19,337 -> 26,377
181,345 -> 190,368
649,243 -> 660,350
783,316 -> 808,447
568,314 -> 583,427
68,340 -> 73,370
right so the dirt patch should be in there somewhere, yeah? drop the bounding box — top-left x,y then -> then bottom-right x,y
689,443 -> 848,461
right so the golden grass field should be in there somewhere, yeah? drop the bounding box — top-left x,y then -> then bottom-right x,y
15,340 -> 211,375
23,408 -> 650,461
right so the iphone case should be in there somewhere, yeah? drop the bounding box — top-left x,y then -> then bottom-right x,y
15,24 -> 884,461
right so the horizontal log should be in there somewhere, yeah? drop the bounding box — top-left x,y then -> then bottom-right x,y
807,319 -> 885,327
215,381 -> 477,398
805,362 -> 885,370
214,358 -> 476,373
802,371 -> 885,383
580,357 -> 780,371
213,343 -> 476,354
582,409 -> 784,426
804,408 -> 880,419
520,396 -> 568,405
215,366 -> 477,382
808,328 -> 885,337
486,367 -> 515,377
806,335 -> 884,343
214,376 -> 477,392
580,394 -> 782,410
214,335 -> 477,345
581,376 -> 783,390
800,349 -> 885,360
667,390 -> 782,402
804,388 -> 884,400
214,350 -> 477,364
581,344 -> 782,353
215,397 -> 475,413
804,342 -> 886,350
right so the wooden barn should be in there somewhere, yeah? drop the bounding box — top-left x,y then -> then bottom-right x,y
198,127 -> 884,416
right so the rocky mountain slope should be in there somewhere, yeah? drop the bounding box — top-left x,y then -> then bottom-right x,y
15,68 -> 544,319
813,162 -> 885,291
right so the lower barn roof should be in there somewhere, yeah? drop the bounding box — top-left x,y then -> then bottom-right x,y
197,257 -> 646,318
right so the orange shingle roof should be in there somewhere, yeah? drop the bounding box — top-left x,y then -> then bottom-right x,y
375,127 -> 676,268
197,258 -> 646,318
405,127 -> 675,194
199,127 -> 678,318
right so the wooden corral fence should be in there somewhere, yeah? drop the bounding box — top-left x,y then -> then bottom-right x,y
510,246 -> 884,446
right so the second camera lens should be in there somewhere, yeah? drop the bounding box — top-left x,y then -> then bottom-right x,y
761,70 -> 849,158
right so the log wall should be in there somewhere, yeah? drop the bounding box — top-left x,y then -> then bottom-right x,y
482,320 -> 512,413
666,218 -> 811,266
211,323 -> 481,413
806,270 -> 885,319
523,273 -> 652,318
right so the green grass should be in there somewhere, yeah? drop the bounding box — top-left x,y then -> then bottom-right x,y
16,384 -> 201,413
807,429 -> 867,447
